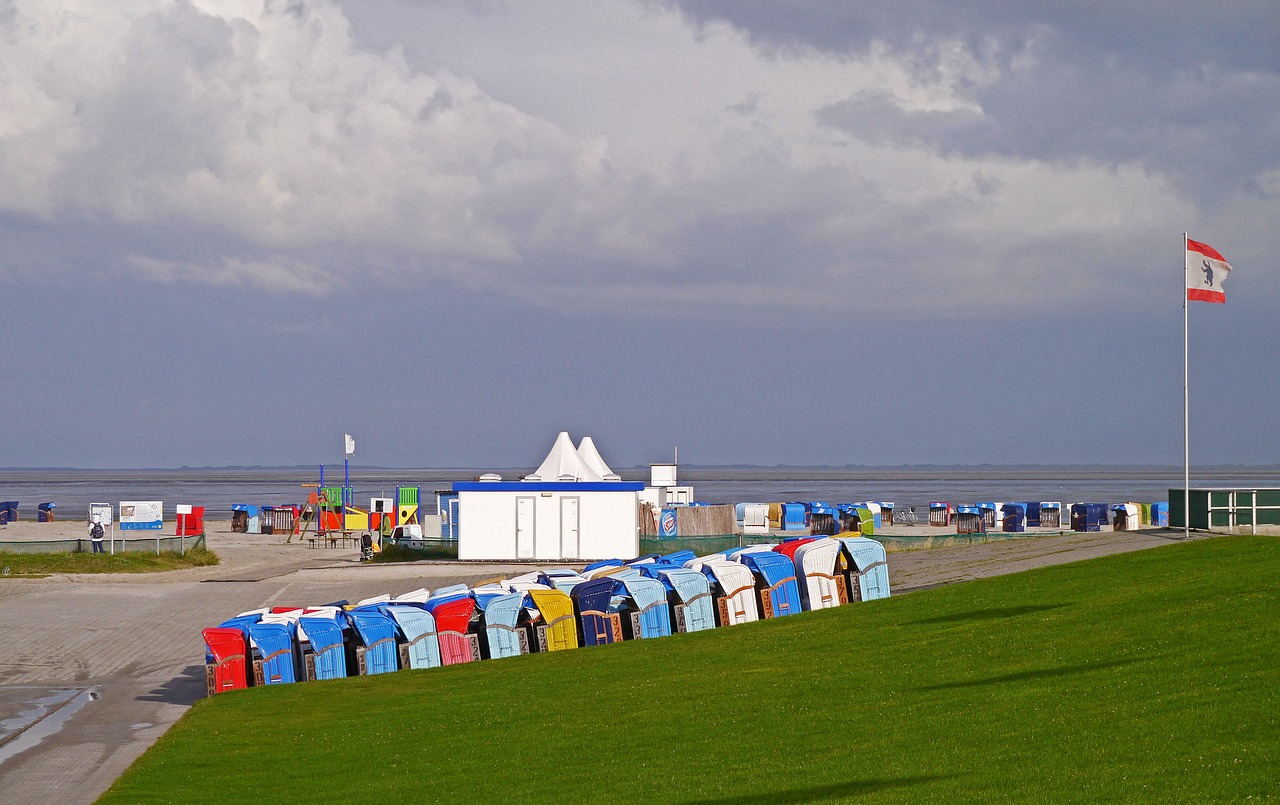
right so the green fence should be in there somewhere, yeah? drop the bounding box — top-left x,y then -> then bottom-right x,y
874,531 -> 1053,551
0,534 -> 206,555
1170,488 -> 1280,531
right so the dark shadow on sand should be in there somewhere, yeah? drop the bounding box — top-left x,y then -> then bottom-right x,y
136,665 -> 205,706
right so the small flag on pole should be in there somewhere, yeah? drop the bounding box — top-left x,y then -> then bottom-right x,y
1186,238 -> 1231,303
344,433 -> 355,456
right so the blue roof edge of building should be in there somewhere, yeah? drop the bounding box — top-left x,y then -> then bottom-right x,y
452,481 -> 645,492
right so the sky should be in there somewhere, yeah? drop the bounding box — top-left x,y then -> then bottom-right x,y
1,0 -> 1278,469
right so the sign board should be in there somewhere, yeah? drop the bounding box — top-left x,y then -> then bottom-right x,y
176,504 -> 193,515
120,501 -> 163,530
89,503 -> 113,525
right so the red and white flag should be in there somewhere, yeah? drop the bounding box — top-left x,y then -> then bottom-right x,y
1186,238 -> 1231,303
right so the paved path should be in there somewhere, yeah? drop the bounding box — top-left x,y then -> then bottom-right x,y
0,523 -> 1204,803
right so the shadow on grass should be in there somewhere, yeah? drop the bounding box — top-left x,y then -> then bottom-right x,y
680,775 -> 955,805
136,665 -> 206,706
916,655 -> 1162,692
907,603 -> 1071,625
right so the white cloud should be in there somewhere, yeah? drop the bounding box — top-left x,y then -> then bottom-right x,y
128,254 -> 335,294
2,0 -> 1262,314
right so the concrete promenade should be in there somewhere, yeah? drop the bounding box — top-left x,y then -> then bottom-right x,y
0,521 -> 1198,803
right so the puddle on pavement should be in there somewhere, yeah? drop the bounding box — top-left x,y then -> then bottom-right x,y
0,686 -> 98,766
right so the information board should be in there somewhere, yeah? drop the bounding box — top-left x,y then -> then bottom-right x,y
119,501 -> 163,530
89,503 -> 113,525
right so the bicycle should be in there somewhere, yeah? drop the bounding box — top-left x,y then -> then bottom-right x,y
894,506 -> 919,526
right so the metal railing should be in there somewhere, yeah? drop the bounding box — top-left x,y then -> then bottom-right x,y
1206,490 -> 1280,533
0,534 -> 206,555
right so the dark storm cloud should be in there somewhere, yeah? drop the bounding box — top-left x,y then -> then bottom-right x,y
673,1 -> 1280,191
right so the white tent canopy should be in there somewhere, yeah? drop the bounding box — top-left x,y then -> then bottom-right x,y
576,436 -> 618,480
529,431 -> 600,482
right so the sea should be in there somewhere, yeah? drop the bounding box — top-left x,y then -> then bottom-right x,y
2,465 -> 1279,520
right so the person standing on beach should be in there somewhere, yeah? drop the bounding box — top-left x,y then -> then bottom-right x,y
89,519 -> 105,553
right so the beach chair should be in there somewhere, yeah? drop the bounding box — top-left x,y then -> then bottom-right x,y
476,591 -> 529,659
736,550 -> 802,618
686,557 -> 759,626
385,605 -> 442,671
526,588 -> 579,652
203,627 -> 249,696
345,609 -> 400,676
1002,503 -> 1027,532
614,575 -> 672,639
537,569 -> 587,593
571,578 -> 624,646
793,537 -> 845,610
246,621 -> 298,686
954,506 -> 985,534
297,615 -> 348,681
838,537 -> 891,602
423,596 -> 481,665
654,568 -> 717,633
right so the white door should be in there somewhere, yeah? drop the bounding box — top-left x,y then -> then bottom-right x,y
561,497 -> 580,560
516,497 -> 535,559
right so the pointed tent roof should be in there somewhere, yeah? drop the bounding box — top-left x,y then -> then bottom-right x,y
530,431 -> 602,482
576,436 -> 617,480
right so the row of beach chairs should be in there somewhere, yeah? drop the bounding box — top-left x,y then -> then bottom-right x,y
201,536 -> 890,696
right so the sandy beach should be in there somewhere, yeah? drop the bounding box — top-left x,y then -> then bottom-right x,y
0,519 -> 1202,803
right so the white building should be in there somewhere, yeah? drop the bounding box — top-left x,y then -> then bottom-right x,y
453,432 -> 643,561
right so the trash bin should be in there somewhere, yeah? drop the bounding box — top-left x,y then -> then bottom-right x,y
37,502 -> 56,522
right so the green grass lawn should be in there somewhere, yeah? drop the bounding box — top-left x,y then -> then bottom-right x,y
102,536 -> 1279,803
0,546 -> 219,577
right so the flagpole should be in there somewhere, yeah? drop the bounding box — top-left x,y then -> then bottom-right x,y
1183,232 -> 1190,539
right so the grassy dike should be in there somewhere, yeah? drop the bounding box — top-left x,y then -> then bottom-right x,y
0,546 -> 218,577
102,536 -> 1278,803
